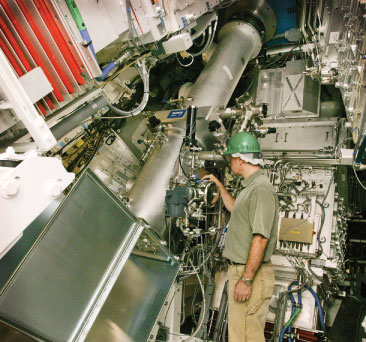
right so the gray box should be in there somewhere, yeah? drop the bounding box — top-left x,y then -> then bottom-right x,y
281,60 -> 320,117
256,60 -> 320,118
18,67 -> 53,103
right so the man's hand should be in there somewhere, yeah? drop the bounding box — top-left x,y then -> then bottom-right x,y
202,174 -> 222,187
234,279 -> 252,302
202,174 -> 235,211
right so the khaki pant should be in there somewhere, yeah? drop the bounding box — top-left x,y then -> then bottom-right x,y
227,262 -> 275,342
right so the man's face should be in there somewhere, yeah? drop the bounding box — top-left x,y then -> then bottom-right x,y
229,155 -> 241,174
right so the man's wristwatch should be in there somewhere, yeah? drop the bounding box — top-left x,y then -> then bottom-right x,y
240,276 -> 253,286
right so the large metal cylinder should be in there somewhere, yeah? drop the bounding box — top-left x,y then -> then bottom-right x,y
127,2 -> 276,236
188,21 -> 262,109
127,127 -> 185,236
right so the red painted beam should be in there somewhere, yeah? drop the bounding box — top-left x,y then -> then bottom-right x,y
0,15 -> 53,112
14,0 -> 75,94
33,0 -> 84,85
0,35 -> 47,115
0,0 -> 64,102
0,35 -> 22,75
0,15 -> 31,71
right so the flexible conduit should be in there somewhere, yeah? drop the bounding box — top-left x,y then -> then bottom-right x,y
107,60 -> 149,117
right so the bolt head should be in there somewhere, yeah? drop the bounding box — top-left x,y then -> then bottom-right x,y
45,180 -> 63,199
1,179 -> 19,199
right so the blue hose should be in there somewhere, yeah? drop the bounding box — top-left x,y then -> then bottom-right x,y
306,285 -> 326,332
280,282 -> 325,341
96,62 -> 117,81
80,29 -> 97,58
287,281 -> 302,341
280,325 -> 288,342
355,135 -> 366,165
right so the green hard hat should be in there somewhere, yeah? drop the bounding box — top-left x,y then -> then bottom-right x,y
223,132 -> 261,155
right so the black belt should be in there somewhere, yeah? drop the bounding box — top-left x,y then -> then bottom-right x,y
228,259 -> 246,266
227,259 -> 270,266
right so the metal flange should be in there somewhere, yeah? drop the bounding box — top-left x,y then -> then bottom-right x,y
225,0 -> 277,43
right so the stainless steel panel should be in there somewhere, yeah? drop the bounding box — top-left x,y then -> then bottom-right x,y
89,130 -> 141,196
0,169 -> 145,342
86,250 -> 180,342
258,119 -> 337,152
256,68 -> 284,116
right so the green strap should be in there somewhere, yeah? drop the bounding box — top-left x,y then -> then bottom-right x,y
65,0 -> 86,31
284,308 -> 302,328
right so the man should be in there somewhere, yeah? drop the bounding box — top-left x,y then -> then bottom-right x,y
203,132 -> 278,342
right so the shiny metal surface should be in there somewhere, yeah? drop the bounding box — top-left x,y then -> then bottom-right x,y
86,232 -> 180,342
224,0 -> 277,43
188,21 -> 262,110
0,169 -> 145,342
128,127 -> 185,236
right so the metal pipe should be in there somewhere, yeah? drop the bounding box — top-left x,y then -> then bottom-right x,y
197,151 -> 224,161
127,5 -> 274,233
185,105 -> 197,147
128,127 -> 185,236
213,281 -> 228,342
266,43 -> 314,56
188,21 -> 262,110
300,0 -> 309,44
307,0 -> 315,38
51,96 -> 108,140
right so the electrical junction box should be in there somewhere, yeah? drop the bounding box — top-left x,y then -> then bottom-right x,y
165,187 -> 189,217
340,149 -> 354,165
162,32 -> 193,54
279,218 -> 314,244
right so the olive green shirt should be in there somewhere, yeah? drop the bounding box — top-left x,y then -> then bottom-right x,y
223,169 -> 278,264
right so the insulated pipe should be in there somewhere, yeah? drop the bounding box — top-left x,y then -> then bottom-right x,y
188,21 -> 262,110
128,127 -> 185,236
51,96 -> 108,140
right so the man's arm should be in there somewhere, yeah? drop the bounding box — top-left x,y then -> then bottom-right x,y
202,174 -> 235,212
243,234 -> 268,279
233,234 -> 268,302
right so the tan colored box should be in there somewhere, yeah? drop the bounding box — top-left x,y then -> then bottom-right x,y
279,217 -> 314,244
